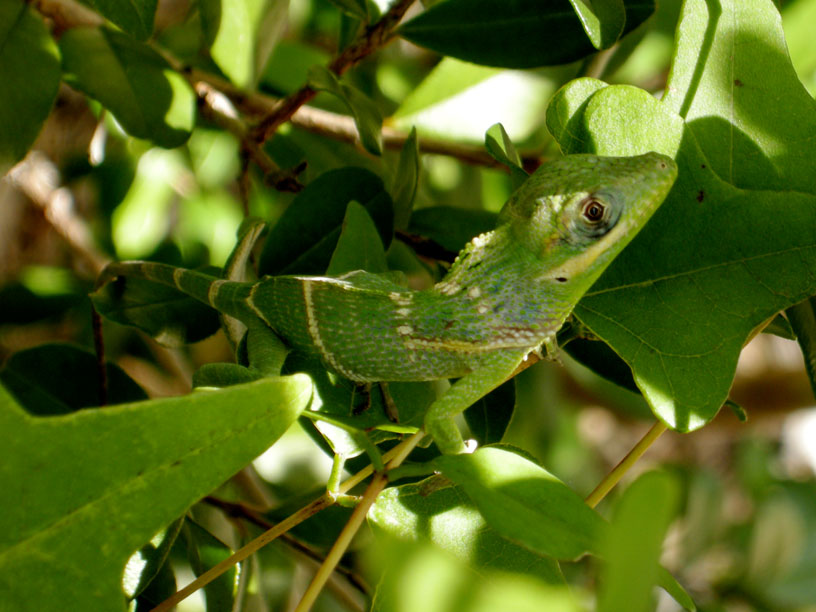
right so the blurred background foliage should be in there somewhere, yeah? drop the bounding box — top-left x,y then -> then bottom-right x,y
2,0 -> 816,610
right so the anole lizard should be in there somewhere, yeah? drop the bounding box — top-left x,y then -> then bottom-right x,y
96,153 -> 677,454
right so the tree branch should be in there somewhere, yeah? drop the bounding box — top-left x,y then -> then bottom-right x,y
252,0 -> 417,143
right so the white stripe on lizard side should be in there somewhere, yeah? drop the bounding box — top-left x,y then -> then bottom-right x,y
207,279 -> 228,307
247,282 -> 274,327
172,267 -> 185,288
302,279 -> 359,380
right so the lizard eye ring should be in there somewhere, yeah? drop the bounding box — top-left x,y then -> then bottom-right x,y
581,199 -> 606,222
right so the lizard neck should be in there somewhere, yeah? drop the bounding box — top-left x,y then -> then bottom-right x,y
430,226 -> 572,342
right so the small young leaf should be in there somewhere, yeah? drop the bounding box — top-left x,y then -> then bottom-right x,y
434,447 -> 603,560
308,65 -> 383,155
568,0 -> 625,50
258,167 -> 394,275
598,471 -> 682,612
88,0 -> 157,41
0,2 -> 60,175
391,127 -> 420,229
327,201 -> 389,275
60,27 -> 195,148
0,375 -> 311,611
484,123 -> 528,187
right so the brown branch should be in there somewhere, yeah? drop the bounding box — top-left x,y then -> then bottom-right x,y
193,81 -> 304,192
7,151 -> 110,275
203,496 -> 370,596
252,0 -> 417,143
186,67 -> 544,169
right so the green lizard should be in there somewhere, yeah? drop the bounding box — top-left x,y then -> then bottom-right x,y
96,153 -> 677,454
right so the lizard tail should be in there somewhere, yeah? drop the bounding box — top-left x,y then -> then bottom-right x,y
97,261 -> 258,323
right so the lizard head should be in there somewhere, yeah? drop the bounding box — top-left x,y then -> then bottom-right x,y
498,152 -> 677,292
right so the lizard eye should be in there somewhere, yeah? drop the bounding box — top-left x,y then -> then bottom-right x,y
568,193 -> 620,242
582,199 -> 605,223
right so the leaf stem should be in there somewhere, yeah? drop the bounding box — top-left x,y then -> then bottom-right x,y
149,432 -> 423,612
584,421 -> 667,508
293,431 -> 424,612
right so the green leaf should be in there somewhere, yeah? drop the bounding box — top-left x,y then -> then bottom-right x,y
763,313 -> 796,340
391,58 -> 554,144
193,363 -> 263,388
123,518 -> 183,599
284,353 -> 432,433
183,519 -> 236,611
201,0 -> 288,88
407,206 -> 497,254
598,471 -> 682,612
369,475 -> 564,583
546,0 -> 816,432
308,65 -> 383,155
370,535 -> 582,612
88,0 -> 157,40
568,0 -> 625,50
259,40 -> 331,94
463,379 -> 515,446
656,566 -> 697,611
327,201 -> 389,275
60,27 -> 195,148
787,298 -> 816,399
0,375 -> 311,611
663,0 -> 816,195
484,123 -> 528,187
399,0 -> 654,68
258,167 -> 394,275
327,0 -> 368,20
91,269 -> 222,347
0,2 -> 60,175
434,447 -> 603,560
0,343 -> 147,415
546,77 -> 608,152
391,127 -> 420,229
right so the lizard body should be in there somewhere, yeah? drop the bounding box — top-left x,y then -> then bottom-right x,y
98,153 -> 677,453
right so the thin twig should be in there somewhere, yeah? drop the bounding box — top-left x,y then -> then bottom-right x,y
293,431 -> 424,612
252,0 -> 417,143
584,421 -> 668,508
194,82 -> 304,192
150,432 -> 423,612
189,69 -> 539,168
203,496 -> 370,596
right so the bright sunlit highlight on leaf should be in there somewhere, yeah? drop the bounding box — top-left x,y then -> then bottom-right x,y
112,148 -> 184,259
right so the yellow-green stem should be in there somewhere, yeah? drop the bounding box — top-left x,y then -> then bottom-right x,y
584,421 -> 668,508
150,431 -> 423,612
294,431 -> 424,612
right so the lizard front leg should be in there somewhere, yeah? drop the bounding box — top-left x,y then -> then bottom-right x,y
424,349 -> 528,454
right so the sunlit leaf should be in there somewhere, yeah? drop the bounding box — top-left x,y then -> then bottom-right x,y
0,2 -> 60,175
60,27 -> 194,147
0,376 -> 311,610
88,0 -> 157,40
